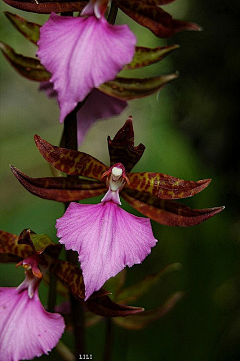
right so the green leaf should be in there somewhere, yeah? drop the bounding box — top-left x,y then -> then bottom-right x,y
114,291 -> 184,330
108,116 -> 145,172
0,41 -> 50,81
115,263 -> 182,304
125,44 -> 179,70
2,0 -> 87,14
5,12 -> 40,45
34,135 -> 108,181
99,74 -> 178,100
11,166 -> 106,202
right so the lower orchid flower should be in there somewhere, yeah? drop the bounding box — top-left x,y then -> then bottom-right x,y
0,258 -> 65,361
37,0 -> 136,122
56,163 -> 158,300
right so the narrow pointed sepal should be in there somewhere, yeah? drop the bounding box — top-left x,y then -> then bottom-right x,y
4,12 -> 40,45
0,42 -> 50,81
34,135 -> 108,181
0,230 -> 33,262
85,295 -> 144,317
122,189 -> 225,226
125,44 -> 180,69
108,116 -> 145,172
99,74 -> 178,100
2,0 -> 86,14
11,165 -> 106,202
116,0 -> 201,38
127,172 -> 212,199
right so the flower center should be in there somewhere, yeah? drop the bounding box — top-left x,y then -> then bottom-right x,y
101,163 -> 129,205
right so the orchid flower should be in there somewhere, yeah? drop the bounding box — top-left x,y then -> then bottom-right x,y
56,162 -> 158,300
37,0 -> 137,122
11,118 -> 224,300
0,257 -> 65,361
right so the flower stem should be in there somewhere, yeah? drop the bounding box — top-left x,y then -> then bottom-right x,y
107,2 -> 118,25
103,317 -> 114,361
62,106 -> 86,357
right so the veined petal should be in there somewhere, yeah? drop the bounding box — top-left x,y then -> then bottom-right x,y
77,89 -> 127,145
56,202 -> 157,300
37,13 -> 136,122
0,287 -> 65,361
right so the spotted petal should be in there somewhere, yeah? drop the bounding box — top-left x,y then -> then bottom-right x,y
56,202 -> 157,300
37,13 -> 136,122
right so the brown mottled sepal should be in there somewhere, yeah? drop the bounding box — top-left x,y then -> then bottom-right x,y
127,172 -> 212,199
34,135 -> 108,181
108,117 -> 145,172
2,0 -> 87,14
126,44 -> 179,69
4,12 -> 40,44
0,230 -> 32,262
116,0 -> 201,38
0,42 -> 50,81
85,295 -> 144,317
11,166 -> 106,202
99,74 -> 178,100
122,189 -> 225,226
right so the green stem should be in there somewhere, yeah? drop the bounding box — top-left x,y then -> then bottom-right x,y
103,317 -> 114,361
107,2 -> 118,25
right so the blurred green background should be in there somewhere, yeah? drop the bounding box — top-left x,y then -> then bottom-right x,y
0,0 -> 240,360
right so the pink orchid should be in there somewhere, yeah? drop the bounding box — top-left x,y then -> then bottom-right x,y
40,82 -> 128,145
37,0 -> 136,122
56,162 -> 158,300
0,265 -> 65,361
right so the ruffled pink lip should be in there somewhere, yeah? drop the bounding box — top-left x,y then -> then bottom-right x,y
56,201 -> 157,300
37,13 -> 136,122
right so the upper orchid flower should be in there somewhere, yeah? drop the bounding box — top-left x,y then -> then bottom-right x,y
0,256 -> 65,361
37,0 -> 137,122
56,162 -> 157,300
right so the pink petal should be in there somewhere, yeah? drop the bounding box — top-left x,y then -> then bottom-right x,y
56,202 -> 157,300
37,13 -> 136,122
77,89 -> 128,145
0,287 -> 65,361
